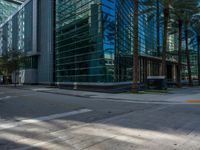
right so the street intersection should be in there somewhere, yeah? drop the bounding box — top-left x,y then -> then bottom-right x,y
0,86 -> 200,150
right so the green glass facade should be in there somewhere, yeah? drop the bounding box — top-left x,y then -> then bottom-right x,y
0,0 -> 198,86
56,0 -> 114,83
0,0 -> 19,25
55,0 -> 164,83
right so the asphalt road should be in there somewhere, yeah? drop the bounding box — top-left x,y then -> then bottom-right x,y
0,87 -> 200,150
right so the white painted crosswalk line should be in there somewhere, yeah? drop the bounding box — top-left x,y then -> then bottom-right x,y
0,109 -> 92,130
0,94 -> 37,101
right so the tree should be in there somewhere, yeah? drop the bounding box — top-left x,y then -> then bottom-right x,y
191,15 -> 200,85
156,0 -> 160,56
132,0 -> 139,93
161,0 -> 171,80
182,3 -> 199,86
0,52 -> 9,76
169,2 -> 183,88
142,0 -> 172,88
143,0 -> 199,87
170,0 -> 199,87
0,49 -> 25,86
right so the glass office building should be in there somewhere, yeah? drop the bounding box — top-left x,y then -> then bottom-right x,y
0,0 -> 197,88
0,0 -> 52,84
181,36 -> 198,80
0,0 -> 34,53
55,0 -> 168,84
0,0 -> 20,25
56,0 -> 115,83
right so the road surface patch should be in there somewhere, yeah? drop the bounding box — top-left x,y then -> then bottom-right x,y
186,100 -> 200,103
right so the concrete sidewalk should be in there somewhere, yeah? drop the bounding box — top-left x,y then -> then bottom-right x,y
5,85 -> 200,104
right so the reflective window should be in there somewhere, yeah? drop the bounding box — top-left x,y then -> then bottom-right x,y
55,0 -> 163,83
56,0 -> 108,82
18,8 -> 25,51
0,1 -> 19,25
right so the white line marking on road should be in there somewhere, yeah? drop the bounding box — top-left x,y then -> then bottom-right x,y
0,109 -> 92,130
13,136 -> 68,150
0,94 -> 37,101
0,96 -> 12,100
20,94 -> 37,97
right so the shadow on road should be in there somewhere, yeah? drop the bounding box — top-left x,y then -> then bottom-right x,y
0,87 -> 200,149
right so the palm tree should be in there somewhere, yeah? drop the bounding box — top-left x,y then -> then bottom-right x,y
161,0 -> 171,80
177,19 -> 183,88
170,0 -> 198,87
143,0 -> 199,87
156,0 -> 160,56
142,0 -> 172,87
191,15 -> 200,85
169,2 -> 183,88
132,0 -> 139,93
197,34 -> 200,85
182,3 -> 199,86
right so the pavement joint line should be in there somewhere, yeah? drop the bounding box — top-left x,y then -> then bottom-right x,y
95,105 -> 170,124
13,123 -> 95,150
12,105 -> 170,150
12,135 -> 72,150
13,126 -> 110,150
0,109 -> 92,130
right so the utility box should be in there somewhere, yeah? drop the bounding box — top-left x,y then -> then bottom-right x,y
147,76 -> 167,90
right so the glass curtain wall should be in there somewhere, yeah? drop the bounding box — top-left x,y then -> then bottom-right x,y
0,1 -> 33,53
115,0 -> 161,82
56,0 -> 114,83
0,0 -> 19,25
0,0 -> 36,69
18,8 -> 25,51
115,0 -> 134,82
0,28 -> 2,55
55,0 -> 163,83
181,36 -> 198,79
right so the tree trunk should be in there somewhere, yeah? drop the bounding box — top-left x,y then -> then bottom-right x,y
161,7 -> 169,88
177,20 -> 182,88
14,71 -> 17,87
132,0 -> 139,93
185,29 -> 193,86
198,36 -> 200,85
156,0 -> 160,57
